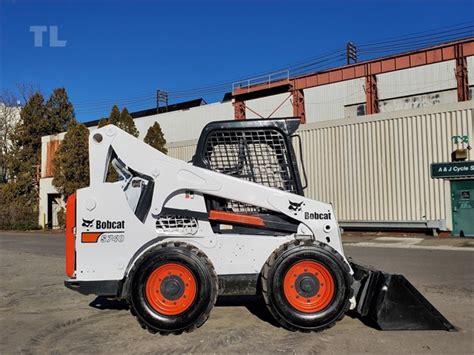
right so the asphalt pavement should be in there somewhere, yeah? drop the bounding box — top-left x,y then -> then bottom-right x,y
0,231 -> 473,354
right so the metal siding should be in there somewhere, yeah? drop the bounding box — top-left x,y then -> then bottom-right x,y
245,93 -> 293,119
378,89 -> 458,113
168,102 -> 473,226
299,102 -> 473,223
467,55 -> 474,84
167,140 -> 198,162
377,60 -> 457,100
134,102 -> 234,142
303,79 -> 366,123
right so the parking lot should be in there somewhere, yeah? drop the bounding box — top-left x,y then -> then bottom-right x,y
1,231 -> 473,354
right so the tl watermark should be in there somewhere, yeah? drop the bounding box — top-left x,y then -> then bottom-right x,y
30,26 -> 67,47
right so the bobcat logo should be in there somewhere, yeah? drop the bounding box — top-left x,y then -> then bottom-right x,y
288,200 -> 304,215
82,218 -> 95,228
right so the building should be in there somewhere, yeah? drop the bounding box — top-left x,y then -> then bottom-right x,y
39,39 -> 474,234
0,102 -> 21,183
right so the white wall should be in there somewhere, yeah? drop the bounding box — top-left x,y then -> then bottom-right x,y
465,55 -> 474,84
379,89 -> 458,113
38,177 -> 65,227
245,92 -> 294,119
304,78 -> 366,123
325,60 -> 464,119
134,101 -> 234,142
377,60 -> 457,100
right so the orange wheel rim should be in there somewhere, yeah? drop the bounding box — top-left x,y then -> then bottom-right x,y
283,260 -> 335,313
145,262 -> 197,316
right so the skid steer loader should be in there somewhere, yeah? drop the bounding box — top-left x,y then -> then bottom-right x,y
64,118 -> 454,334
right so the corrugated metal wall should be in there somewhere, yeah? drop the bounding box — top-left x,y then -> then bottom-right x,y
168,101 -> 473,227
298,101 -> 473,224
167,140 -> 198,162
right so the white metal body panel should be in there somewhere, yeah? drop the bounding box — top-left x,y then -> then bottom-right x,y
74,125 -> 348,282
303,79 -> 366,123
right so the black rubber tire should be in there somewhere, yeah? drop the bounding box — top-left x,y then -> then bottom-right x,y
262,239 -> 353,332
127,242 -> 218,335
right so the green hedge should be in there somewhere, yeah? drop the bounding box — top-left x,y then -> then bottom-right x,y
0,202 -> 40,230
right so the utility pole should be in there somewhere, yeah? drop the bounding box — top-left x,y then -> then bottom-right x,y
346,42 -> 357,65
156,90 -> 169,114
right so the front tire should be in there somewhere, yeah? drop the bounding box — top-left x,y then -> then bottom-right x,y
128,242 -> 218,334
262,239 -> 352,332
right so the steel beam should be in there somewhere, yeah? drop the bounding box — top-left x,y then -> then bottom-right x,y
232,39 -> 474,101
365,74 -> 379,115
233,100 -> 246,120
291,88 -> 306,123
455,44 -> 470,102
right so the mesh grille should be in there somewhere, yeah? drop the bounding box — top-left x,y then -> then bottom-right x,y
156,215 -> 198,235
204,129 -> 296,213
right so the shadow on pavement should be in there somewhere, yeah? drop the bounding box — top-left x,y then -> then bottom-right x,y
216,295 -> 280,327
89,296 -> 129,311
89,295 -> 280,327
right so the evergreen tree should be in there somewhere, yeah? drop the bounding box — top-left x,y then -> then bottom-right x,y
45,87 -> 75,133
144,122 -> 167,154
2,92 -> 46,229
97,106 -> 139,137
52,121 -> 89,197
2,87 -> 78,229
97,118 -> 108,128
108,105 -> 121,125
7,92 -> 47,198
10,92 -> 46,165
118,107 -> 139,137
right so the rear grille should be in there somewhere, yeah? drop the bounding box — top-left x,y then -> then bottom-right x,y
156,215 -> 198,235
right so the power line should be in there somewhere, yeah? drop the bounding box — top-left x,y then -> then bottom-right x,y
74,21 -> 474,115
357,22 -> 474,47
358,31 -> 474,52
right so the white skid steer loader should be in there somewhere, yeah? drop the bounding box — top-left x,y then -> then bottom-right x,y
64,118 -> 454,334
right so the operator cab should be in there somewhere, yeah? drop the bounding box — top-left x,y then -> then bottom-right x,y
192,118 -> 307,235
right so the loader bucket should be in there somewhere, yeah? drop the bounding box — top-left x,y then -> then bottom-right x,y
350,262 -> 456,331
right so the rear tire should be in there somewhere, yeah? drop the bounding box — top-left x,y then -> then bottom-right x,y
128,242 -> 218,334
262,239 -> 352,332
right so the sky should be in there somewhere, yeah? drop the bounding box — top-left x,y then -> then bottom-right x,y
1,0 -> 473,122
